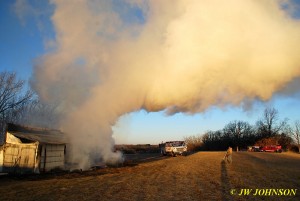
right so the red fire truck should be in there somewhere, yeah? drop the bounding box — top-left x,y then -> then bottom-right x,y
260,145 -> 282,153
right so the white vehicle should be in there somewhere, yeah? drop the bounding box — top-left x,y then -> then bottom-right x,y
160,141 -> 187,156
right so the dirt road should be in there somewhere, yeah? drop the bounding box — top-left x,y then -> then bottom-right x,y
0,152 -> 299,201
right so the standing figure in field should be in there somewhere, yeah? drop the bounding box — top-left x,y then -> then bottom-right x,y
225,146 -> 232,164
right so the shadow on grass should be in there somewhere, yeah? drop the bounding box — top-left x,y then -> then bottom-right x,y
221,160 -> 232,201
242,152 -> 267,164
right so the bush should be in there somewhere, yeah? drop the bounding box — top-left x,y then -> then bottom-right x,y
184,135 -> 203,152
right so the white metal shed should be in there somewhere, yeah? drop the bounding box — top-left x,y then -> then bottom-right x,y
0,123 -> 67,174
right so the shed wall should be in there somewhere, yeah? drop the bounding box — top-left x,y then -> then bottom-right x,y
40,144 -> 65,172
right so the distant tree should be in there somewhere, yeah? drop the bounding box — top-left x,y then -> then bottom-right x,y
278,133 -> 293,150
0,71 -> 33,128
254,134 -> 292,150
201,132 -> 210,145
256,107 -> 288,138
202,131 -> 217,150
255,137 -> 277,147
291,121 -> 300,153
223,120 -> 253,151
15,99 -> 60,129
202,130 -> 227,151
184,134 -> 203,151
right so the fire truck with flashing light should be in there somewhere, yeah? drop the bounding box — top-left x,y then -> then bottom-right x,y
259,145 -> 282,153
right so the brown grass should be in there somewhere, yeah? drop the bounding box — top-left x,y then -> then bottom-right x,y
0,152 -> 299,201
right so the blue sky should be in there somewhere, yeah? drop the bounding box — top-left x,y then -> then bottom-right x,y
0,1 -> 55,80
1,0 -> 300,144
114,96 -> 300,144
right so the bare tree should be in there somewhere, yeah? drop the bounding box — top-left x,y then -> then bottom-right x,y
256,107 -> 288,138
0,71 -> 33,125
16,99 -> 60,128
184,134 -> 203,151
223,120 -> 253,151
292,121 -> 300,153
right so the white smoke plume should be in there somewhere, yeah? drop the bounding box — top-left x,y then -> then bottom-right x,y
31,0 -> 300,169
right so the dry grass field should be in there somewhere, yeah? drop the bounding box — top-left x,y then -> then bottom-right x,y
0,151 -> 299,201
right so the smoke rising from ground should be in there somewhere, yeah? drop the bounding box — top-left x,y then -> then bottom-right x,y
31,0 -> 300,169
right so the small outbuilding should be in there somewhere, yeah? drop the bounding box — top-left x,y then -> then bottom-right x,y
0,123 -> 67,174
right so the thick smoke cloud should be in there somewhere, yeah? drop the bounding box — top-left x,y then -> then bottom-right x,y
32,0 -> 300,169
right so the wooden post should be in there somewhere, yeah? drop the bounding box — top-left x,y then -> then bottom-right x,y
43,145 -> 47,172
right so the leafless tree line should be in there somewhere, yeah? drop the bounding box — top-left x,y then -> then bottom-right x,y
186,107 -> 300,153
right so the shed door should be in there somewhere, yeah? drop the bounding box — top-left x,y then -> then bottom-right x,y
3,145 -> 36,173
19,147 -> 36,170
3,145 -> 19,169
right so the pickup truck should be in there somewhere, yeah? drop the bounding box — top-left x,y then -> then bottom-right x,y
159,141 -> 188,156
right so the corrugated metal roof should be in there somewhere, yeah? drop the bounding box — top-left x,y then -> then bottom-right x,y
7,123 -> 67,144
10,132 -> 67,144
